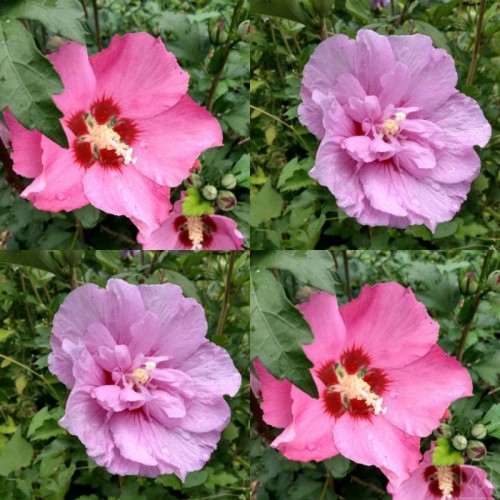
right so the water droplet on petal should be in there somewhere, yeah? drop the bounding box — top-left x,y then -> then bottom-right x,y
55,193 -> 65,201
139,141 -> 148,148
305,443 -> 316,451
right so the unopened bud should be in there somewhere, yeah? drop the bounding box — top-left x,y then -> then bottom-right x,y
486,270 -> 500,292
466,440 -> 487,461
471,423 -> 487,440
452,434 -> 468,451
216,190 -> 237,211
459,271 -> 478,295
184,173 -> 202,189
236,20 -> 252,42
434,422 -> 453,439
209,21 -> 228,46
202,185 -> 218,201
221,173 -> 237,190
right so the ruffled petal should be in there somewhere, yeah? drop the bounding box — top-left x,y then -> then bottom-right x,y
207,215 -> 244,250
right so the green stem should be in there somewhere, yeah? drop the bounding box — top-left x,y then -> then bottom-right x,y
466,0 -> 487,86
0,354 -> 59,401
206,0 -> 244,111
19,271 -> 36,337
342,250 -> 352,301
92,0 -> 102,51
319,16 -> 328,41
396,0 -> 410,27
215,251 -> 237,336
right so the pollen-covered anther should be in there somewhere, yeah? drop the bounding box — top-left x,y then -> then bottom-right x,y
382,118 -> 399,136
186,216 -> 204,250
330,373 -> 387,415
81,124 -> 137,165
436,466 -> 454,499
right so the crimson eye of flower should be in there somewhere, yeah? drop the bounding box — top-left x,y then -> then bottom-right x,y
424,465 -> 464,498
174,214 -> 217,250
68,97 -> 139,169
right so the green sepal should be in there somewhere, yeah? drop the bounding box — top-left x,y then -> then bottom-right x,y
182,188 -> 215,217
432,438 -> 465,466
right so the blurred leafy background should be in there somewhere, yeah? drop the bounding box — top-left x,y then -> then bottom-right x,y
250,0 -> 499,249
0,250 -> 249,499
0,0 -> 249,249
251,249 -> 500,499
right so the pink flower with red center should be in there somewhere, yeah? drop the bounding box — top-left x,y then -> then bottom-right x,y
388,448 -> 494,499
255,283 -> 473,487
138,198 -> 244,250
5,33 -> 222,237
49,279 -> 241,479
299,30 -> 491,231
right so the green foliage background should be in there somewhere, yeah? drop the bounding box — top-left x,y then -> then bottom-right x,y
250,0 -> 499,249
251,249 -> 500,499
0,250 -> 250,499
0,0 -> 250,249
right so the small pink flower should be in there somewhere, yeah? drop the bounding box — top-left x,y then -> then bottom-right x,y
299,30 -> 491,231
6,33 -> 222,237
138,199 -> 244,250
388,448 -> 494,499
49,279 -> 241,479
255,283 -> 472,487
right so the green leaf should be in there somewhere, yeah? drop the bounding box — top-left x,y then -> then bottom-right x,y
0,0 -> 85,43
164,270 -> 201,303
183,469 -> 209,488
252,250 -> 336,294
0,250 -> 66,279
28,407 -> 64,441
324,456 -> 352,478
250,179 -> 284,226
233,154 -> 250,189
74,205 -> 101,229
432,438 -> 464,466
0,19 -> 67,147
411,20 -> 451,52
250,0 -> 316,27
250,267 -> 317,398
182,188 -> 214,217
481,404 -> 500,438
0,428 -> 33,476
474,351 -> 500,386
277,157 -> 314,193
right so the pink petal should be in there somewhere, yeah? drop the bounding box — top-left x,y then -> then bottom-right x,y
47,41 -> 96,116
208,215 -> 245,250
378,63 -> 411,108
173,399 -> 231,433
333,73 -> 367,106
179,341 -> 241,401
134,95 -> 222,187
460,465 -> 495,499
272,386 -> 339,461
333,413 -> 421,488
429,149 -> 480,184
428,92 -> 492,150
296,292 -> 346,366
384,345 -> 472,437
128,311 -> 162,358
20,137 -> 88,211
138,218 -> 184,249
4,109 -> 43,178
388,454 -> 434,499
340,283 -> 438,369
92,385 -> 128,412
137,283 -> 208,363
148,388 -> 187,420
82,164 -> 171,238
397,140 -> 437,178
90,33 -> 189,119
343,135 -> 377,163
254,358 -> 293,428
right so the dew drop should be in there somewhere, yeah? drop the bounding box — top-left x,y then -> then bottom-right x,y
305,443 -> 316,451
55,193 -> 65,201
139,141 -> 148,148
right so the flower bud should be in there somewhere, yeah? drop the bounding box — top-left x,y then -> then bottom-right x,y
236,20 -> 252,42
459,271 -> 478,295
466,440 -> 487,461
486,270 -> 500,292
184,173 -> 202,189
221,173 -> 237,190
452,434 -> 468,451
471,423 -> 487,440
209,21 -> 228,46
202,185 -> 218,201
310,0 -> 335,17
434,422 -> 453,439
216,190 -> 237,211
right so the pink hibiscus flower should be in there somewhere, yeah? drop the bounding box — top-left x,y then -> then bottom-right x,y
254,283 -> 472,487
138,198 -> 244,250
49,279 -> 241,478
5,33 -> 222,237
299,30 -> 491,231
388,448 -> 494,499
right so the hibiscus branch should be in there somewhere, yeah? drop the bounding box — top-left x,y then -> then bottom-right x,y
0,140 -> 24,193
342,250 -> 353,301
99,225 -> 136,246
92,0 -> 102,51
206,0 -> 244,111
216,251 -> 237,336
396,0 -> 410,27
466,0 -> 487,86
250,390 -> 274,443
350,475 -> 386,497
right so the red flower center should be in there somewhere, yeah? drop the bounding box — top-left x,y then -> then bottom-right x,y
67,96 -> 139,169
174,215 -> 217,249
424,465 -> 465,498
317,347 -> 388,419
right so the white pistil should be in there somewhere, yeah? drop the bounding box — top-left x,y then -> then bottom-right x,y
329,371 -> 387,415
436,466 -> 454,500
81,124 -> 137,165
186,217 -> 204,250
